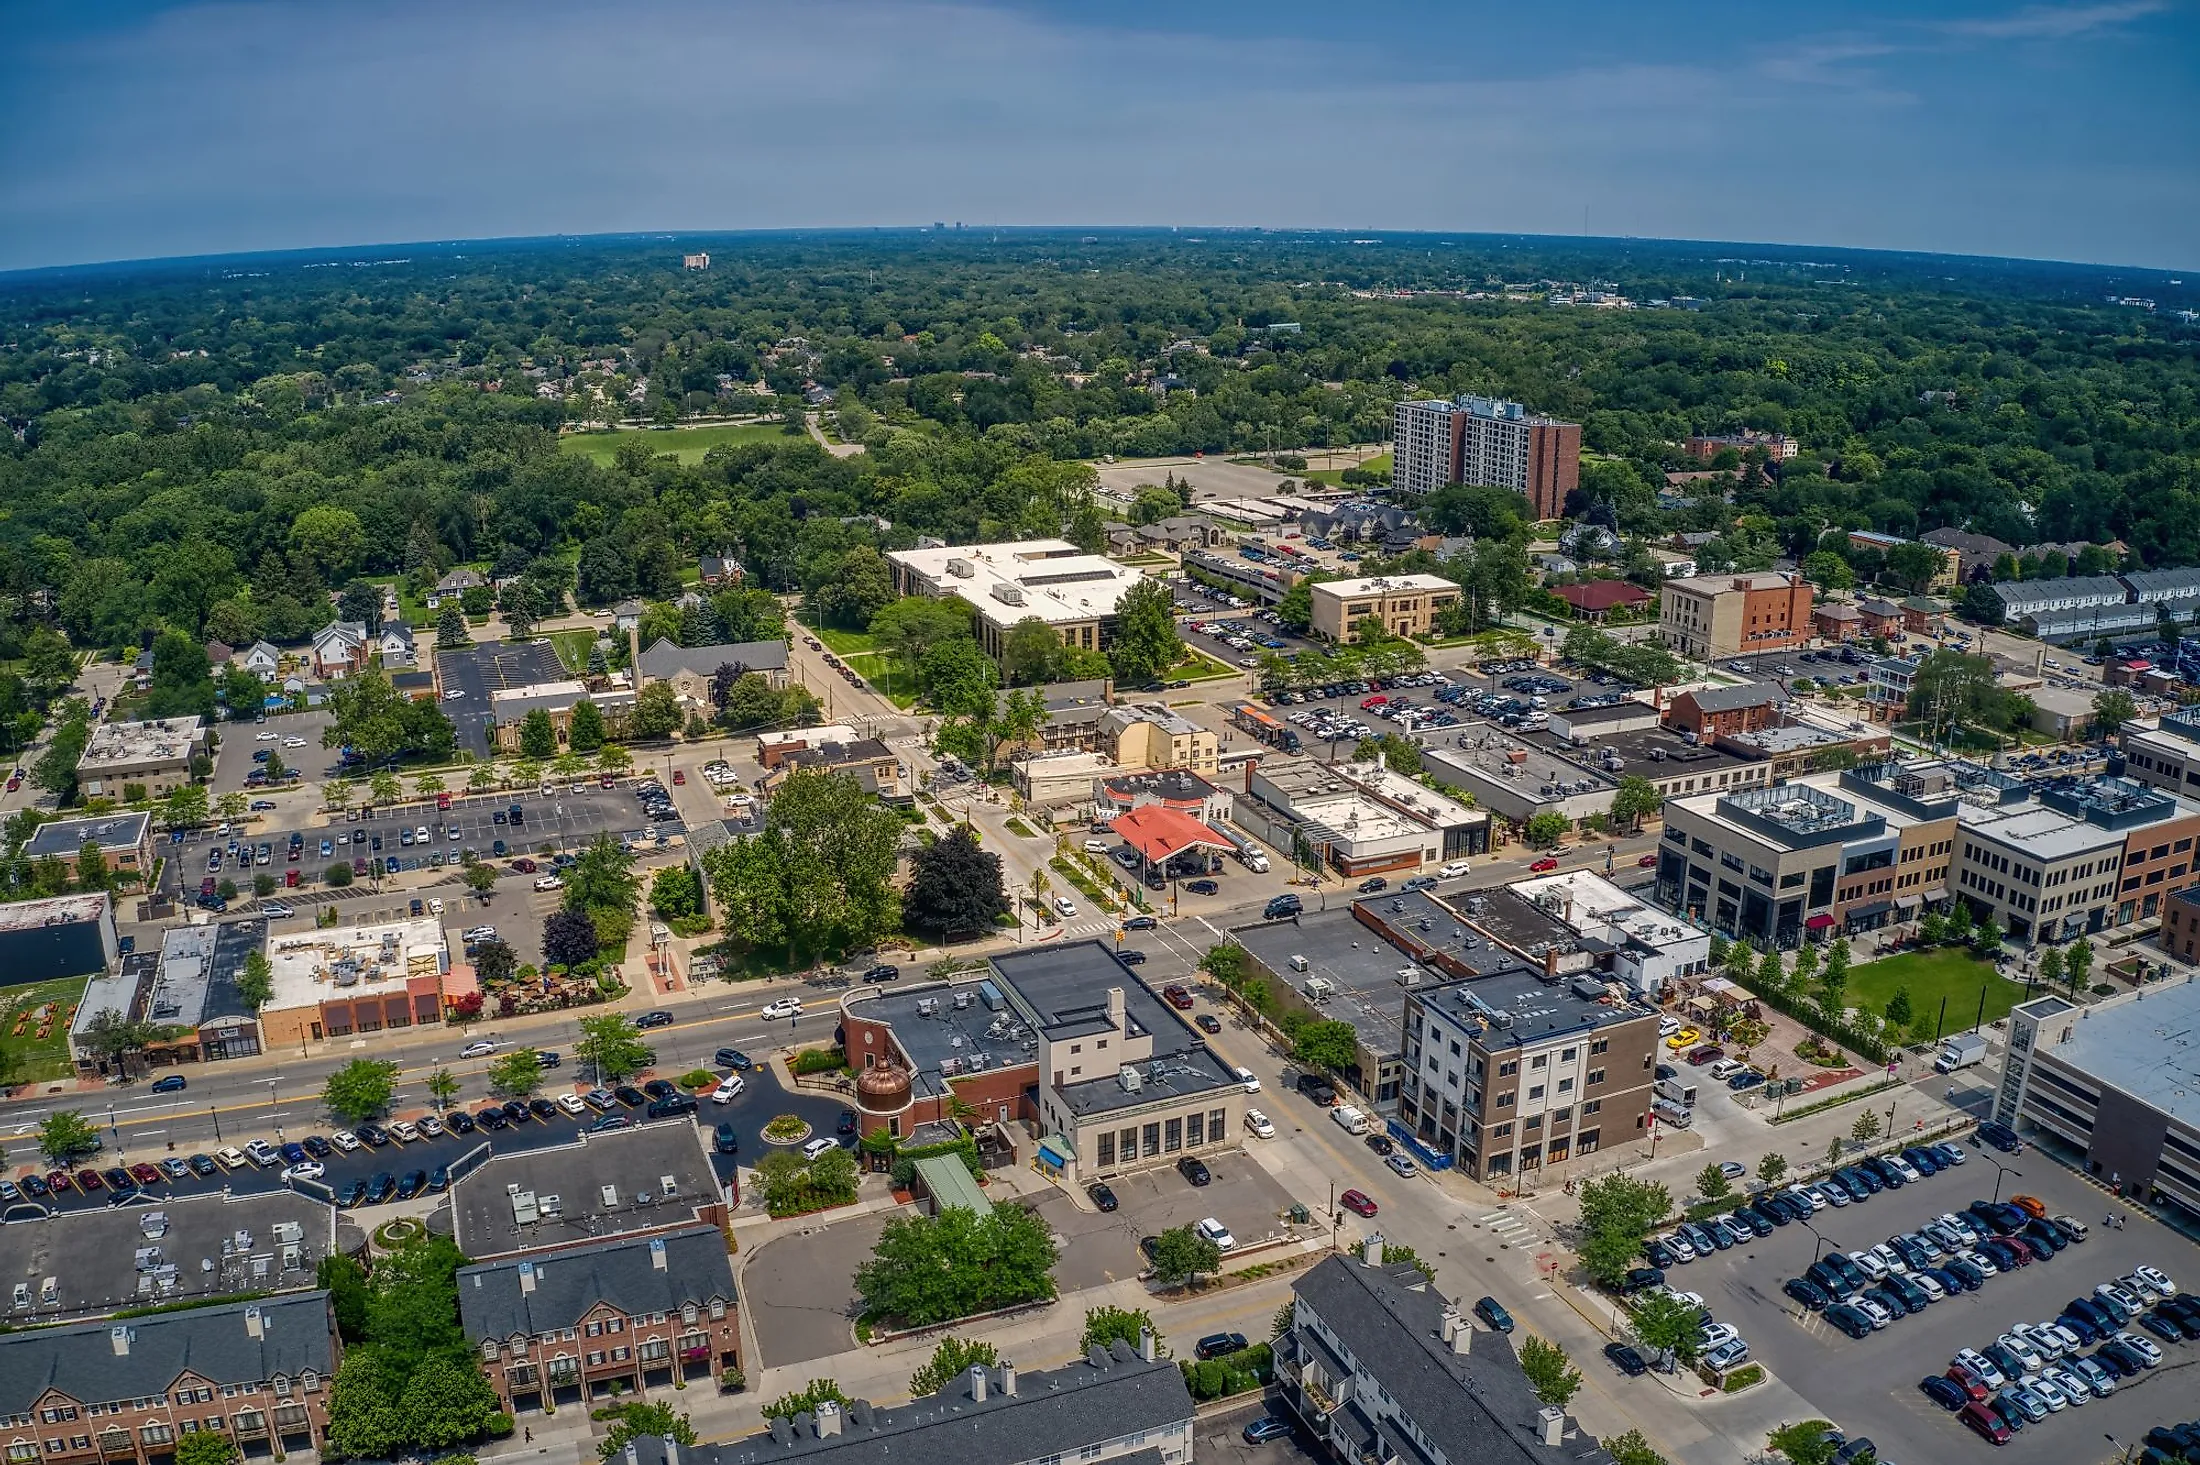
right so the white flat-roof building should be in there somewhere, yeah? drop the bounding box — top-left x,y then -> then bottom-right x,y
886,539 -> 1151,661
1307,574 -> 1461,642
1511,870 -> 1711,999
76,716 -> 205,796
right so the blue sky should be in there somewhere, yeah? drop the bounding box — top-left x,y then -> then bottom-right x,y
1,0 -> 2193,272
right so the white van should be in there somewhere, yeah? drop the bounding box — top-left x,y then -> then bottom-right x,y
1650,1097 -> 1693,1129
1331,1105 -> 1371,1135
1233,1066 -> 1261,1094
1708,1058 -> 1746,1082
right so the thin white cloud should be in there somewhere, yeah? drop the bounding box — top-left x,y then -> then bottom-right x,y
1942,0 -> 2169,39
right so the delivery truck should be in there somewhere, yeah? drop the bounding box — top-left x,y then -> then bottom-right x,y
1933,1033 -> 1988,1073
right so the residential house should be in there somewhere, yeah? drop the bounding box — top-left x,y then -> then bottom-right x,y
240,641 -> 283,678
458,1227 -> 738,1413
1100,704 -> 1219,775
378,622 -> 418,669
308,621 -> 369,680
1134,516 -> 1227,553
613,600 -> 646,634
1854,597 -> 1906,639
697,555 -> 741,588
203,640 -> 234,668
1921,527 -> 2017,579
1900,596 -> 1942,634
1279,1253 -> 1616,1463
427,568 -> 487,608
0,1293 -> 339,1465
1812,603 -> 1864,643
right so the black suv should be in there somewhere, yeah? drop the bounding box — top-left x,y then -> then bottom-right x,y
1296,1073 -> 1337,1105
1177,1156 -> 1212,1186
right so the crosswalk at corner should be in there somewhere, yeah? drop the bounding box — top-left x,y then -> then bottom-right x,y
1478,1208 -> 1541,1249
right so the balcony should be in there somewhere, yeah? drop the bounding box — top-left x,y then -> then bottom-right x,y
270,1407 -> 309,1434
1301,1373 -> 1343,1417
95,1432 -> 132,1458
136,1429 -> 173,1450
231,1414 -> 267,1439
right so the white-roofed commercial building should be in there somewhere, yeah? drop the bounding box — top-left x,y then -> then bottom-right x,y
885,539 -> 1151,662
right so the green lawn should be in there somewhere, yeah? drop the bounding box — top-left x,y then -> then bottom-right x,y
0,976 -> 91,1085
547,629 -> 600,676
1166,647 -> 1241,682
1301,450 -> 1392,487
1845,947 -> 2027,1027
843,650 -> 916,708
559,421 -> 791,466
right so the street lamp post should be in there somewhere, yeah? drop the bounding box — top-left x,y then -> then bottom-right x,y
1976,1150 -> 2022,1203
1798,1217 -> 1839,1267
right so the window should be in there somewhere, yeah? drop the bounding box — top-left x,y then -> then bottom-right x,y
1583,1100 -> 1601,1115
1528,1085 -> 1545,1101
1496,1092 -> 1514,1108
1209,1108 -> 1227,1140
1119,1127 -> 1138,1161
1097,1132 -> 1116,1168
1590,1039 -> 1608,1055
1586,1068 -> 1604,1086
1142,1123 -> 1161,1157
1186,1111 -> 1205,1146
1560,1047 -> 1576,1062
1498,1060 -> 1518,1077
1164,1118 -> 1182,1152
1530,1055 -> 1547,1070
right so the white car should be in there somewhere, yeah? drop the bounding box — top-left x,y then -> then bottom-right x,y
1436,861 -> 1470,879
418,1115 -> 446,1138
1847,1250 -> 1887,1281
1696,1323 -> 1739,1352
1996,1333 -> 2045,1372
1233,1066 -> 1261,1094
1657,1015 -> 1681,1037
1910,1271 -> 1946,1300
533,876 -> 563,891
2042,1364 -> 2093,1403
1245,1109 -> 1275,1138
1883,1154 -> 1921,1183
282,1161 -> 324,1182
283,736 -> 305,748
760,998 -> 804,1021
460,1040 -> 498,1058
243,1139 -> 279,1167
2112,1331 -> 2162,1366
1959,1248 -> 1998,1276
443,689 -> 464,700
801,1137 -> 838,1161
711,1077 -> 745,1104
1053,896 -> 1077,917
389,1121 -> 420,1144
1083,839 -> 1110,854
2023,1373 -> 2069,1411
1956,1349 -> 2005,1388
556,1094 -> 587,1116
329,1131 -> 361,1153
1662,1232 -> 1697,1263
255,731 -> 278,741
1197,1217 -> 1237,1251
1851,1295 -> 1892,1328
415,825 -> 430,842
2132,1264 -> 2176,1297
463,926 -> 497,943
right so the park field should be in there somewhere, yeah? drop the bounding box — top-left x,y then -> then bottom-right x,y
1845,946 -> 2027,1030
0,976 -> 91,1085
560,421 -> 793,466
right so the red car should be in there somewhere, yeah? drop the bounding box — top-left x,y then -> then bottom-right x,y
1944,1365 -> 1990,1402
1638,853 -> 1659,868
1162,985 -> 1195,1010
1957,1402 -> 2010,1445
128,1163 -> 163,1186
672,769 -> 686,785
75,1169 -> 103,1191
1685,1044 -> 1726,1066
1529,857 -> 1560,873
1340,1189 -> 1378,1218
44,1171 -> 71,1194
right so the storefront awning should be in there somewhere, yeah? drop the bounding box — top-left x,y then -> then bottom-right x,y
1805,914 -> 1837,930
1893,893 -> 1920,909
1847,900 -> 1894,921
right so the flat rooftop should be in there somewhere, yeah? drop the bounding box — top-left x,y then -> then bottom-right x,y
0,892 -> 109,934
1235,906 -> 1469,1058
78,716 -> 204,769
451,1122 -> 723,1259
1421,738 -> 1616,802
1341,760 -> 1484,829
887,539 -> 1149,628
0,1192 -> 336,1322
72,951 -> 153,1047
21,812 -> 149,860
1309,573 -> 1458,600
265,916 -> 445,1013
1534,725 -> 1760,781
990,942 -> 1240,1117
1958,802 -> 2128,861
1456,886 -> 1579,956
1420,966 -> 1650,1052
847,983 -> 1036,1104
2032,979 -> 2200,1124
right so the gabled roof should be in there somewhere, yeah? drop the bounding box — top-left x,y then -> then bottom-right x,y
1549,579 -> 1650,613
381,622 -> 416,646
1109,804 -> 1232,864
457,1226 -> 734,1340
243,639 -> 283,662
636,638 -> 789,679
1293,1255 -> 1613,1464
1677,683 -> 1782,714
0,1293 -> 334,1410
312,619 -> 367,648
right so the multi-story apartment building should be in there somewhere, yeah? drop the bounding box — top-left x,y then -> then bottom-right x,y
1656,760 -> 1962,946
885,540 -> 1150,662
459,1227 -> 739,1412
1396,962 -> 1658,1183
2117,709 -> 2200,800
1994,979 -> 2200,1223
1658,572 -> 1813,661
1278,1253 -> 1615,1464
1308,574 -> 1462,643
75,718 -> 204,799
0,1294 -> 337,1465
628,1342 -> 1194,1465
1390,396 -> 1582,519
1100,704 -> 1220,775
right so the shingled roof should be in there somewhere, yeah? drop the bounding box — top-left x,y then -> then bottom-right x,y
0,1293 -> 335,1410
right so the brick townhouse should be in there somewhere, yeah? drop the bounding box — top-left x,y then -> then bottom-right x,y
0,1295 -> 336,1465
458,1227 -> 739,1413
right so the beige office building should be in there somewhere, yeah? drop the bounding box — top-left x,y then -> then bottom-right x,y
75,716 -> 206,797
1308,574 -> 1461,643
1659,572 -> 1814,661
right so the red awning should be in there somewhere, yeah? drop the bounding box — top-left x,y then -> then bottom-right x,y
1804,914 -> 1837,930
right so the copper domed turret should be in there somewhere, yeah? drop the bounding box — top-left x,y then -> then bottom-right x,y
856,1062 -> 913,1113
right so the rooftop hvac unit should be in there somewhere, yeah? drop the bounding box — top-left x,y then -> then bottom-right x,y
945,558 -> 975,579
1118,1065 -> 1144,1092
991,582 -> 1026,606
953,990 -> 974,1010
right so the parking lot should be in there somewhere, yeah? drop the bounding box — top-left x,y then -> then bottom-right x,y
211,709 -> 336,793
434,640 -> 567,758
1196,1398 -> 1318,1465
1634,1142 -> 2200,1463
1033,1150 -> 1307,1291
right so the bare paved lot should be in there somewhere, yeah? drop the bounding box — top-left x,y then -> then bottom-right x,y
1033,1151 -> 1305,1291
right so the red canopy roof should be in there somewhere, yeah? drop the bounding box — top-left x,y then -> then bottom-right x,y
1110,805 -> 1234,865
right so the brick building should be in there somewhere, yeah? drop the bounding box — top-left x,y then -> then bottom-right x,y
459,1227 -> 738,1412
1658,572 -> 1813,661
1663,683 -> 1783,739
0,1294 -> 337,1465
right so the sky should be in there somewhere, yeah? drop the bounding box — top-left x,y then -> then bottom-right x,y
1,0 -> 2195,273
